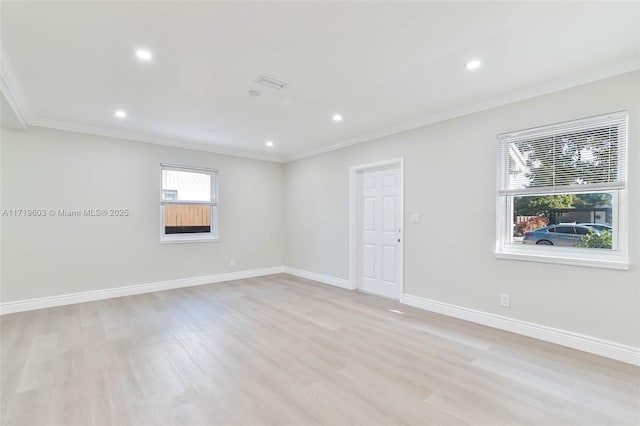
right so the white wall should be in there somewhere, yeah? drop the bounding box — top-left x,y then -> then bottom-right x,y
1,127 -> 284,302
2,71 -> 638,351
284,71 -> 640,348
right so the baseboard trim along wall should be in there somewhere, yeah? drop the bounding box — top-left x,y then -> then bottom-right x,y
402,294 -> 640,367
283,267 -> 354,290
277,270 -> 639,366
0,266 -> 285,315
3,267 -> 637,366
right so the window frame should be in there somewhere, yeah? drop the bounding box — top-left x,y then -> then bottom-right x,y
495,113 -> 629,270
160,164 -> 218,244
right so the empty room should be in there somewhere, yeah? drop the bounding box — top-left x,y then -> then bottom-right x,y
1,1 -> 639,425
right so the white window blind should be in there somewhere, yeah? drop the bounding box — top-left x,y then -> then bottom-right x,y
161,167 -> 214,203
498,111 -> 627,196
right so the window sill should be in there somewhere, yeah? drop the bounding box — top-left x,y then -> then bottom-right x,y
160,235 -> 219,244
495,246 -> 629,270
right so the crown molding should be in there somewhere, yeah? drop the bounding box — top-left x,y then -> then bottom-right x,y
0,44 -> 30,131
3,40 -> 638,164
284,59 -> 640,162
0,43 -> 284,162
29,117 -> 284,163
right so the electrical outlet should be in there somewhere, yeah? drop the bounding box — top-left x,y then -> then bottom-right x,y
500,294 -> 511,308
410,213 -> 421,224
230,258 -> 236,267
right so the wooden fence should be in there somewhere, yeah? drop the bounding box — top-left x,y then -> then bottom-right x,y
515,215 -> 538,224
164,204 -> 211,227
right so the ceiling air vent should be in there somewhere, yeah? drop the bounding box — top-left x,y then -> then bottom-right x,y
254,74 -> 288,90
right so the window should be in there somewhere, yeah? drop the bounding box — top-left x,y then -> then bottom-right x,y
162,189 -> 178,200
555,226 -> 575,234
575,227 -> 590,236
496,112 -> 628,269
160,164 -> 218,242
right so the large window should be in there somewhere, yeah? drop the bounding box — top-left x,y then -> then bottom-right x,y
496,112 -> 628,269
161,164 -> 218,242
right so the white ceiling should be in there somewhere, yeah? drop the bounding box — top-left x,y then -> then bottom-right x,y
1,1 -> 639,162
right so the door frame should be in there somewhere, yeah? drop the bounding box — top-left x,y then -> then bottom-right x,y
349,158 -> 405,301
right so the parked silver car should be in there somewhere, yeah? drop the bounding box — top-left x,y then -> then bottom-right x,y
578,223 -> 612,233
523,224 -> 599,246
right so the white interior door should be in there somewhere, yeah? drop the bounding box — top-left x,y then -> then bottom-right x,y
358,166 -> 402,300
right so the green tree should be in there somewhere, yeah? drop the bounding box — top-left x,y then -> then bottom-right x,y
514,194 -> 577,216
574,193 -> 612,208
514,193 -> 612,217
517,127 -> 619,189
513,127 -> 616,218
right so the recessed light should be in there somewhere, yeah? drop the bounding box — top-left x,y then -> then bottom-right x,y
114,110 -> 127,118
466,59 -> 481,70
135,49 -> 152,61
265,140 -> 274,147
332,114 -> 343,122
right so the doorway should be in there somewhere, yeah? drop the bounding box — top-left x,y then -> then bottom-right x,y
349,158 -> 404,300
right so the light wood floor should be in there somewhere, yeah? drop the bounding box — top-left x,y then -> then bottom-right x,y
1,273 -> 638,426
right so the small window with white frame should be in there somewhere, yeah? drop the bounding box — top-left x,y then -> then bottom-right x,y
496,111 -> 628,269
160,164 -> 218,242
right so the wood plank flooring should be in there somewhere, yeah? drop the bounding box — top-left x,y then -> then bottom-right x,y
1,273 -> 638,425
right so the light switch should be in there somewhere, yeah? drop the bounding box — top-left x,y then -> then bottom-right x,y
410,213 -> 421,224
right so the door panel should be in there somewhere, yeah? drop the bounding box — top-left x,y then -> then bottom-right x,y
383,196 -> 396,231
362,244 -> 376,279
358,167 -> 401,299
383,174 -> 397,188
382,246 -> 396,283
363,176 -> 377,189
363,197 -> 376,231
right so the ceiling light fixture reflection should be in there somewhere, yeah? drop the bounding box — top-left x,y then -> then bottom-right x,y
135,49 -> 153,61
466,59 -> 481,70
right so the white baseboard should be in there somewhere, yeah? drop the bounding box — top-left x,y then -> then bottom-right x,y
0,266 -> 285,315
283,267 -> 354,290
4,267 -> 636,366
402,294 -> 640,367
